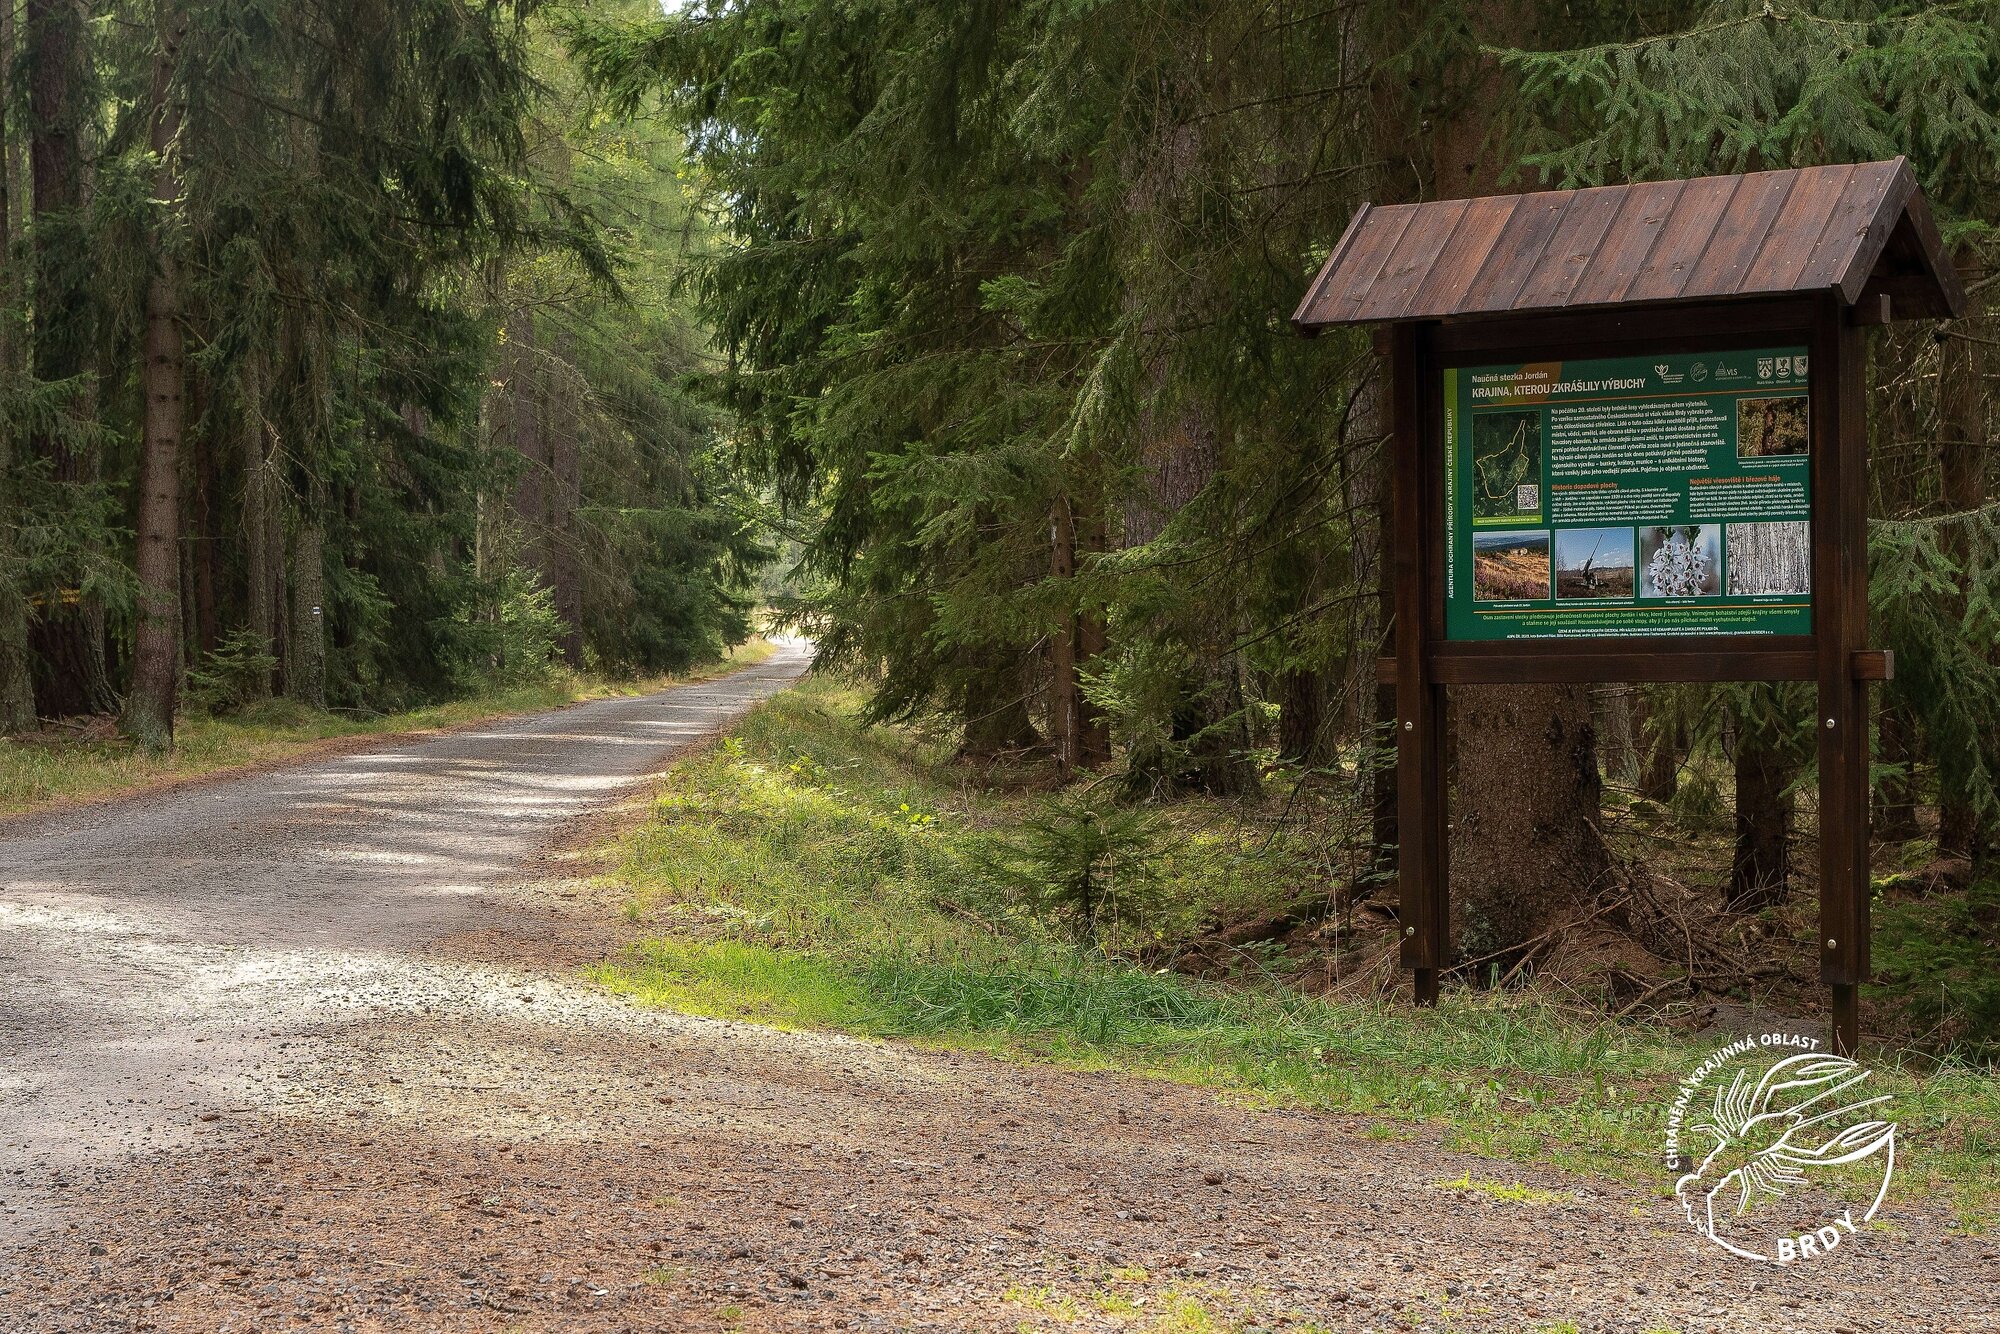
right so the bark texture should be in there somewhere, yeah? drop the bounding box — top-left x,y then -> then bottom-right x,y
1875,702 -> 1921,843
1449,685 -> 1611,960
503,305 -> 590,666
508,306 -> 547,579
1048,495 -> 1110,772
1729,721 -> 1795,910
119,22 -> 186,751
240,353 -> 278,696
0,0 -> 16,254
1123,407 -> 1256,796
1937,296 -> 1991,858
956,657 -> 1042,762
546,332 -> 583,668
188,400 -> 219,664
1633,692 -> 1682,806
287,511 -> 327,709
24,0 -> 115,718
0,2 -> 38,732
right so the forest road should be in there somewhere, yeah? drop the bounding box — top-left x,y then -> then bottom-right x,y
0,643 -> 809,1235
1,637 -> 1994,1332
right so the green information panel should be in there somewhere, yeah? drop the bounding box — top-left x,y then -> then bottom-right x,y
1444,348 -> 1814,641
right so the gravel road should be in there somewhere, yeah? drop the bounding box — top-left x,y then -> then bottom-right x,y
2,640 -> 1995,1332
0,644 -> 808,1237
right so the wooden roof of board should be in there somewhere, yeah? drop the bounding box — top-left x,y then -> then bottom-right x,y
1292,158 -> 1965,330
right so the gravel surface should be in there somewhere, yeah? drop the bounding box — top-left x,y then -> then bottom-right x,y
2,641 -> 1995,1332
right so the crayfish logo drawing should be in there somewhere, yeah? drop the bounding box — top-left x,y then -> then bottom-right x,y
1665,1037 -> 1897,1264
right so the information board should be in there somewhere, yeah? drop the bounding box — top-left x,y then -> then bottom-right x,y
1443,348 -> 1814,641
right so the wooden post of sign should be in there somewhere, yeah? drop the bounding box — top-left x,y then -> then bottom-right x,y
1389,324 -> 1449,1005
1816,301 -> 1872,1057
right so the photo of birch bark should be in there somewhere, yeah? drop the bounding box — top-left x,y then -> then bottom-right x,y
1726,521 -> 1813,596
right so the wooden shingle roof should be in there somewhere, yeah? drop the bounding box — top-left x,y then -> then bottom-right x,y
1293,157 -> 1965,330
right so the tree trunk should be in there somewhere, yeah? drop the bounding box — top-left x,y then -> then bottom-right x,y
187,375 -> 219,664
1114,94 -> 1255,797
178,509 -> 196,670
1276,668 -> 1326,766
508,304 -> 547,578
1049,498 -> 1082,771
287,508 -> 326,710
0,3 -> 38,733
24,0 -> 87,369
272,509 -> 289,694
1871,361 -> 1921,845
0,0 -> 18,255
546,332 -> 583,667
1594,687 -> 1636,786
1356,352 -> 1395,886
1450,685 -> 1610,960
24,0 -> 114,719
1123,406 -> 1257,796
1730,715 -> 1795,910
1074,495 -> 1111,768
957,657 -> 1042,761
0,575 -> 32,735
1874,699 -> 1921,844
1937,284 -> 1990,858
240,353 -> 276,695
1049,494 -> 1110,773
1428,3 -> 1612,957
119,21 -> 186,751
1633,689 -> 1682,805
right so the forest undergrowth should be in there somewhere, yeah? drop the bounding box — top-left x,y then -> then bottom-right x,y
592,678 -> 2000,1233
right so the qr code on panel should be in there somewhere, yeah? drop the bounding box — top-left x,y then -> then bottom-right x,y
1516,484 -> 1539,512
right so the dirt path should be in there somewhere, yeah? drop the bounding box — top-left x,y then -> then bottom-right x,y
1,646 -> 1993,1332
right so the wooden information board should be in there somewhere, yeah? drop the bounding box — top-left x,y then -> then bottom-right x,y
1294,159 -> 1967,1054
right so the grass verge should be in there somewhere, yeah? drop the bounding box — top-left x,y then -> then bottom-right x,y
593,677 -> 2000,1232
0,639 -> 775,818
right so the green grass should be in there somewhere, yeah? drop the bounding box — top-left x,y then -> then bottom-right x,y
594,676 -> 2000,1231
0,640 -> 774,817
1432,1172 -> 1568,1205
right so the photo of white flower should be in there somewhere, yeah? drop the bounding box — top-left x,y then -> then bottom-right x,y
1639,525 -> 1722,598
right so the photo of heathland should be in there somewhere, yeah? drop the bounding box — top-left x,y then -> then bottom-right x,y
1738,394 -> 1809,457
1555,527 -> 1636,599
1727,520 -> 1813,595
1639,524 -> 1723,598
1473,530 -> 1552,602
1471,409 -> 1543,519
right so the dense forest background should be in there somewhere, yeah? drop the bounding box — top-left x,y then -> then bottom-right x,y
0,0 -> 765,750
4,1 -> 1998,1049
